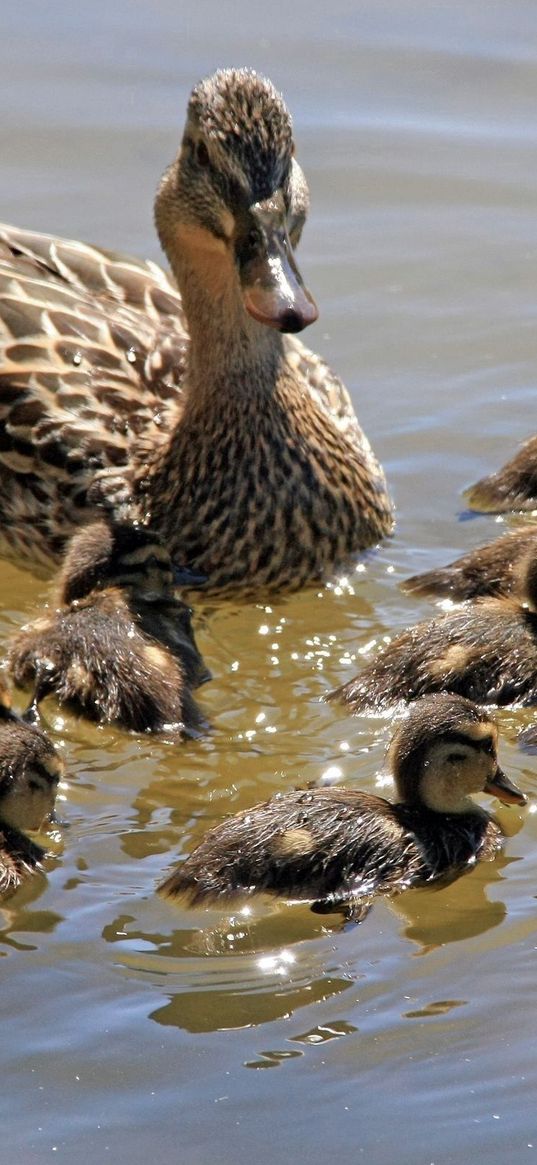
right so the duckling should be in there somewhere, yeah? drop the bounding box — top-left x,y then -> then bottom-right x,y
158,694 -> 526,920
8,519 -> 208,734
0,717 -> 62,894
53,517 -> 210,690
0,68 -> 393,594
402,525 -> 536,602
466,435 -> 537,513
331,545 -> 537,713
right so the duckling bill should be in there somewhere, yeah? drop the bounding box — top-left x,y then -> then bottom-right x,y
8,520 -> 208,735
158,695 -> 526,921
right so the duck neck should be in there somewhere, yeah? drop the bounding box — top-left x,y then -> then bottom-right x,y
179,262 -> 283,412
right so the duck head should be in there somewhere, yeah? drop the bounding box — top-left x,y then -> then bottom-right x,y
155,68 -> 318,334
388,693 -> 527,814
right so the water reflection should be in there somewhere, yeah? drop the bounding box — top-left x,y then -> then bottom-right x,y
0,870 -> 63,954
386,854 -> 517,953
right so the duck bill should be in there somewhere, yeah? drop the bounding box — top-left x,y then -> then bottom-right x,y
240,199 -> 318,334
485,766 -> 527,806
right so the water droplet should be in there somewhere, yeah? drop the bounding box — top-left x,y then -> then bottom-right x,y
73,351 -> 82,365
126,347 -> 136,363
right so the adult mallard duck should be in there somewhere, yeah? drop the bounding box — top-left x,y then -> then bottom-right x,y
402,525 -> 536,602
0,715 -> 62,895
0,68 -> 393,594
466,435 -> 537,513
158,694 -> 526,921
331,545 -> 537,713
8,519 -> 209,734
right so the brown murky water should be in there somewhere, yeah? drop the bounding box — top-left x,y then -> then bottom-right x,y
1,2 -> 537,1162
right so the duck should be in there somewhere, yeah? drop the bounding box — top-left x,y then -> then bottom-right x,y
158,693 -> 526,921
0,715 -> 62,895
8,518 -> 209,734
330,545 -> 537,713
466,435 -> 537,513
0,68 -> 393,595
402,525 -> 536,602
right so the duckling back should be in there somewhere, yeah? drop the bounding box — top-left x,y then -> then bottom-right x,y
331,594 -> 537,713
9,590 -> 206,735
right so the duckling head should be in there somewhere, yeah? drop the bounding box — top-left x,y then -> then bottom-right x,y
155,68 -> 318,334
0,725 -> 63,833
388,693 -> 526,814
58,520 -> 177,604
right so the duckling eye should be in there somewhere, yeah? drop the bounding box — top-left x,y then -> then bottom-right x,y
482,738 -> 495,755
447,752 -> 467,765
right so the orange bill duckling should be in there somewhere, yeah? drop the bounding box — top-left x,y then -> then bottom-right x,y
466,435 -> 537,514
331,545 -> 537,714
0,713 -> 62,895
0,69 -> 393,595
158,694 -> 526,921
402,525 -> 536,602
8,519 -> 209,735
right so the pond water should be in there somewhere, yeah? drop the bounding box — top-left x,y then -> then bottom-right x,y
1,1 -> 537,1162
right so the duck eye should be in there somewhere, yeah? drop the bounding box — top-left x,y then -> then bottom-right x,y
482,738 -> 495,755
195,140 -> 210,167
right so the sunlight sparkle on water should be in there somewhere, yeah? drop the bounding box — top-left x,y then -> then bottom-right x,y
257,949 -> 295,975
319,764 -> 343,786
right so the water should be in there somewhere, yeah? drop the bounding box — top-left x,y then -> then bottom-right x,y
1,1 -> 537,1161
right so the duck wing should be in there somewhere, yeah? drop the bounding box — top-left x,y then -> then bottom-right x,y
0,224 -> 189,565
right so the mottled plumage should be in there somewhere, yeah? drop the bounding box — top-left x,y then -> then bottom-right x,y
0,68 -> 393,593
403,525 -> 536,602
159,694 -> 525,919
0,717 -> 62,895
332,547 -> 537,713
8,520 -> 208,735
466,435 -> 537,514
